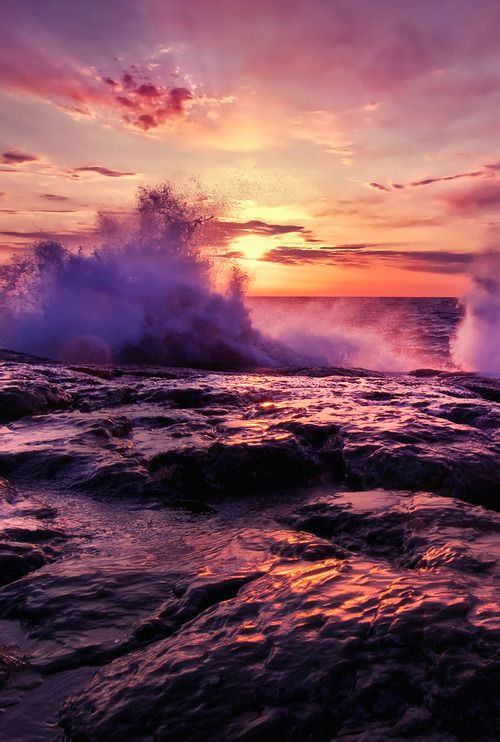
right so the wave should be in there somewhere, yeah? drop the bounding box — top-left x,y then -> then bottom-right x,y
452,249 -> 500,376
0,184 -> 307,369
0,181 -> 477,373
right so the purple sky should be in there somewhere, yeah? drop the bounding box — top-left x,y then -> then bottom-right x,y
1,0 -> 500,294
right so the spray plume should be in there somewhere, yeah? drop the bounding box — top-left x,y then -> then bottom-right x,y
452,248 -> 500,375
0,183 -> 301,368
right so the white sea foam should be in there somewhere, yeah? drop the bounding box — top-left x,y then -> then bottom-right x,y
452,249 -> 500,376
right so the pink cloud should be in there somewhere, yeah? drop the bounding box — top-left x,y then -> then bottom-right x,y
112,80 -> 193,130
445,181 -> 500,214
0,30 -> 195,134
1,150 -> 40,165
365,161 -> 500,193
67,166 -> 137,179
368,182 -> 391,192
40,193 -> 70,202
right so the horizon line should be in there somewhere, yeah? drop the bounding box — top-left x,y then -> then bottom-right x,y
247,295 -> 460,299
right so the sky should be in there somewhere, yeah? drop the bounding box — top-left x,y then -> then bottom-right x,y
1,0 -> 500,296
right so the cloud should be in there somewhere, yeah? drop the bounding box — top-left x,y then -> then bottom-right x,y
260,244 -> 378,265
381,216 -> 444,229
0,151 -> 135,181
110,72 -> 193,130
216,249 -> 245,259
291,110 -> 353,156
0,208 -> 77,215
1,150 -> 40,165
0,28 -> 226,137
0,227 -> 93,243
40,193 -> 70,201
219,219 -> 306,238
367,161 -> 500,193
67,165 -> 138,179
261,245 -> 473,273
368,182 -> 391,192
410,170 -> 484,187
445,181 -> 500,214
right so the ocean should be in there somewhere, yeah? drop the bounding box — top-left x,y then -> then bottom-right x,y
248,296 -> 463,370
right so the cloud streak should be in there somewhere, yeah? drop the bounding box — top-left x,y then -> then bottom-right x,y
261,245 -> 473,274
0,227 -> 94,244
220,219 -> 306,238
367,162 -> 500,193
40,193 -> 70,202
67,165 -> 137,179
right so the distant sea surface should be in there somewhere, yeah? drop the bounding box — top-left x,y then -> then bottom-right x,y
248,296 -> 463,369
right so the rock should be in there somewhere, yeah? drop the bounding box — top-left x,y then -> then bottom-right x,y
150,438 -> 326,498
0,382 -> 71,422
60,543 -> 500,741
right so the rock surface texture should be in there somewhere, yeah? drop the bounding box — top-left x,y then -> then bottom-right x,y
0,353 -> 499,740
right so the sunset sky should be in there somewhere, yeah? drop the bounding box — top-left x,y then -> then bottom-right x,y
1,0 -> 500,295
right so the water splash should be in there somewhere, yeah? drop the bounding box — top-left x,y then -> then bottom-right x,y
452,249 -> 500,376
0,182 -> 450,372
0,183 -> 300,369
249,297 -> 433,372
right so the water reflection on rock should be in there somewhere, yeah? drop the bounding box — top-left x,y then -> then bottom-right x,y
0,352 -> 499,739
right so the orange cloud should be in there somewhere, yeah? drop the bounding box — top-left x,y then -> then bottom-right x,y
261,245 -> 473,274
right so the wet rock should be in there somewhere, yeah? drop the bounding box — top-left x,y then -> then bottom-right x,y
0,642 -> 26,689
269,531 -> 347,561
409,368 -> 442,377
0,479 -> 63,586
168,498 -> 217,514
276,366 -> 383,378
67,365 -> 115,380
0,348 -> 51,365
74,459 -> 154,497
150,438 -> 325,498
442,373 -> 500,404
0,382 -> 71,422
132,571 -> 263,644
0,448 -> 88,481
0,355 -> 498,739
73,384 -> 137,411
0,562 -> 183,673
2,357 -> 498,510
85,416 -> 132,439
140,386 -> 244,409
426,400 -> 500,430
60,550 -> 500,741
291,489 -> 500,574
434,662 -> 500,741
0,477 -> 16,504
342,437 -> 500,509
2,526 -> 66,543
0,541 -> 54,587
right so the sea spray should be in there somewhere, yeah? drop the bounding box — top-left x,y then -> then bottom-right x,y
0,181 -> 426,372
249,297 -> 428,371
452,249 -> 500,376
0,183 -> 301,368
